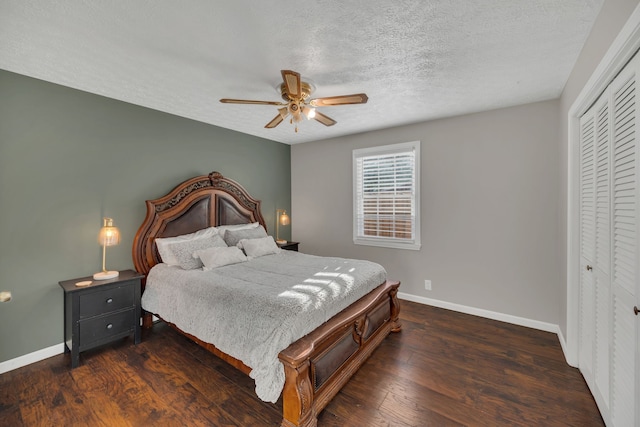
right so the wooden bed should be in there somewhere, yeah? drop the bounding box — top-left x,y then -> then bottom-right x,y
132,171 -> 401,427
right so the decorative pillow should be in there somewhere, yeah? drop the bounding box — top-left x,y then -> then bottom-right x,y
215,222 -> 259,234
194,246 -> 248,270
223,225 -> 268,247
238,236 -> 281,259
155,227 -> 218,264
165,234 -> 227,269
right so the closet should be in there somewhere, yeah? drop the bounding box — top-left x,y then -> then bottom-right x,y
579,52 -> 639,426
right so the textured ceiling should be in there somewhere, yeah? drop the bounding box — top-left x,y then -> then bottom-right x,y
0,1 -> 604,144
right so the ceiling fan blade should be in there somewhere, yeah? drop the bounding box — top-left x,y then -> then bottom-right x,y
220,98 -> 285,106
265,113 -> 286,128
310,93 -> 369,107
313,111 -> 337,127
281,70 -> 302,99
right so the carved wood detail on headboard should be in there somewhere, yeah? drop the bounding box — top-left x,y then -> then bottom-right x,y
132,171 -> 266,276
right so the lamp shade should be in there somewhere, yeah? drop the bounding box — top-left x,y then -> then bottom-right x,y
98,218 -> 121,246
279,212 -> 290,226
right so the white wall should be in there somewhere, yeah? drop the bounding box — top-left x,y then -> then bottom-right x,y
292,100 -> 561,325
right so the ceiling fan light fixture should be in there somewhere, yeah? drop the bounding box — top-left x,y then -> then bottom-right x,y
302,106 -> 316,120
289,102 -> 302,122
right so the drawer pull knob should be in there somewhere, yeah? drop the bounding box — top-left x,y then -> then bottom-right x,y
106,298 -> 113,304
106,323 -> 113,329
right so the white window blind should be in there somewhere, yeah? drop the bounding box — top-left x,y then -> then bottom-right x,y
353,141 -> 420,250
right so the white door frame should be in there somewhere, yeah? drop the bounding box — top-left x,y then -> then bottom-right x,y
567,4 -> 640,367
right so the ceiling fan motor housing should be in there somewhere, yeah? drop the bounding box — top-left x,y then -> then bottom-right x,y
280,81 -> 314,101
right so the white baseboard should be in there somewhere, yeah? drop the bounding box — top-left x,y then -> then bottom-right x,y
398,292 -> 560,334
0,343 -> 65,375
556,326 -> 576,367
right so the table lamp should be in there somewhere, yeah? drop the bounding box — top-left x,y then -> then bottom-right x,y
93,217 -> 121,280
276,209 -> 290,244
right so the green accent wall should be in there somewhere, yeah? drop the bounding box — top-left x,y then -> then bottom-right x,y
0,69 -> 291,364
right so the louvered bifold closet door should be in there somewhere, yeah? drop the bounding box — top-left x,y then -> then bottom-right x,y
609,55 -> 638,427
578,53 -> 639,427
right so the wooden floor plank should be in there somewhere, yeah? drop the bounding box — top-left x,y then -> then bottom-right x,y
0,301 -> 603,426
135,330 -> 281,425
378,389 -> 468,427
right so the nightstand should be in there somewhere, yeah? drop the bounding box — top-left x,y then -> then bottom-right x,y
58,269 -> 143,368
278,241 -> 299,252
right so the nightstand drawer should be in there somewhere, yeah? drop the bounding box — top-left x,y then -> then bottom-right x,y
79,309 -> 135,346
79,283 -> 135,319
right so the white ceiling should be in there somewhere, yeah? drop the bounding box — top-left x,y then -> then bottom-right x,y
1,1 -> 604,144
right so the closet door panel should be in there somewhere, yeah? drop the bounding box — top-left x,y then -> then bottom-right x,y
593,95 -> 611,405
579,109 -> 596,380
610,59 -> 638,427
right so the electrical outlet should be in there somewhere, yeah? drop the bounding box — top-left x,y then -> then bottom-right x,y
424,280 -> 431,291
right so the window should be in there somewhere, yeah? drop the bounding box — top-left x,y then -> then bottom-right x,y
353,141 -> 420,250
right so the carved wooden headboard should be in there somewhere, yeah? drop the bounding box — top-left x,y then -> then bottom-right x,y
132,171 -> 266,276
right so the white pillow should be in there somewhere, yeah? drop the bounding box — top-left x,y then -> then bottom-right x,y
215,222 -> 259,234
155,227 -> 218,264
165,234 -> 227,269
239,236 -> 281,259
223,225 -> 268,247
194,246 -> 248,270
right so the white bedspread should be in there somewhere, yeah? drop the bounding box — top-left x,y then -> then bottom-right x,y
141,250 -> 387,402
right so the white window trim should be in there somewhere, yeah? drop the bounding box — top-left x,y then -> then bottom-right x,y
352,141 -> 421,250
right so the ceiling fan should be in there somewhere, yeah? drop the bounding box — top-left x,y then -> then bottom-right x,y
220,70 -> 368,132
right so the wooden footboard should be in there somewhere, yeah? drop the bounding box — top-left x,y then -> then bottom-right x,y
278,280 -> 401,427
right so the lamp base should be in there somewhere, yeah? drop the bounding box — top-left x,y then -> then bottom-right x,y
93,270 -> 119,281
276,239 -> 287,244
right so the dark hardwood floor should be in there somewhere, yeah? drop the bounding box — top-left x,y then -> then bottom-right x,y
0,301 -> 604,426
